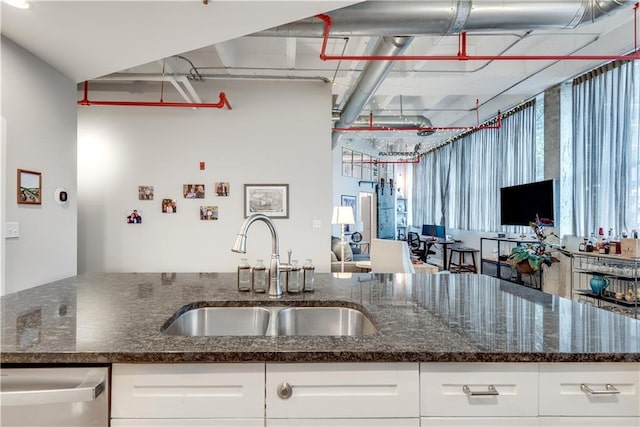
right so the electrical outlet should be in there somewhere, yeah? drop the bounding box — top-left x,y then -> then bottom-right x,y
5,222 -> 19,239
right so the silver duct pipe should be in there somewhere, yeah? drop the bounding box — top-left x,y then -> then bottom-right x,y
258,0 -> 631,145
331,36 -> 413,148
348,114 -> 433,131
334,36 -> 414,129
257,1 -> 632,37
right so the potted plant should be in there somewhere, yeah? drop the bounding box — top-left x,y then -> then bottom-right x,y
507,214 -> 570,273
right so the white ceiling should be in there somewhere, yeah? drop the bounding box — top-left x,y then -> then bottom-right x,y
2,0 -> 638,153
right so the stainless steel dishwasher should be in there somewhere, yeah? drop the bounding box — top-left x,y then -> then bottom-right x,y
0,366 -> 109,426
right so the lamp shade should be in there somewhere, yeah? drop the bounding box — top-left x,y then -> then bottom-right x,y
331,206 -> 355,225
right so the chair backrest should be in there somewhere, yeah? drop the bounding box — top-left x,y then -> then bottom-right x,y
370,239 -> 415,273
407,232 -> 421,249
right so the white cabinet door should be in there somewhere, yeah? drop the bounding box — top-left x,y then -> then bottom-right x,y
112,420 -> 263,426
539,363 -> 640,417
268,419 -> 419,426
266,362 -> 420,419
420,363 -> 538,418
538,417 -> 640,426
111,363 -> 264,419
420,418 -> 538,426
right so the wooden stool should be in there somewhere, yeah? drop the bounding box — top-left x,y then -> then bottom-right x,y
448,247 -> 479,273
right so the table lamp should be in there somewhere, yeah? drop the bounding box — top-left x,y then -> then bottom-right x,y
331,206 -> 355,273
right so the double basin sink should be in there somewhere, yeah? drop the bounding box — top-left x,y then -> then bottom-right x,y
162,304 -> 378,337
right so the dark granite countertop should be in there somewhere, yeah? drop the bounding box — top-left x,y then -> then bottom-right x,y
1,272 -> 639,364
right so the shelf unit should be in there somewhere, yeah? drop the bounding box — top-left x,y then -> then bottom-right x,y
480,237 -> 543,290
396,197 -> 407,240
570,252 -> 639,318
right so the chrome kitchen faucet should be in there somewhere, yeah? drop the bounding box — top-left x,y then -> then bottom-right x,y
231,214 -> 282,298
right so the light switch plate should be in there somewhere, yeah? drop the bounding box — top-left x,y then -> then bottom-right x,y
5,222 -> 19,239
312,219 -> 321,228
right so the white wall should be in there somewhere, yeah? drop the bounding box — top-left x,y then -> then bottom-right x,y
1,36 -> 78,295
77,79 -> 332,273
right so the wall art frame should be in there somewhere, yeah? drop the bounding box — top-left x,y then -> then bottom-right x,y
17,169 -> 42,205
244,184 -> 289,218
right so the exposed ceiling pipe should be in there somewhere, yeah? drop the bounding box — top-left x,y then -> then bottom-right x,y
257,1 -> 634,38
331,35 -> 413,147
335,114 -> 435,135
77,81 -> 232,109
259,0 -> 634,149
97,74 -> 195,103
333,35 -> 414,129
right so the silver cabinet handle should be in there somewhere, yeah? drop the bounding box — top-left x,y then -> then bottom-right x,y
580,384 -> 620,395
1,378 -> 105,406
463,385 -> 499,396
277,382 -> 293,399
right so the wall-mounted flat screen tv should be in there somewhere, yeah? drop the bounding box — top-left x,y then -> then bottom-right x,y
500,180 -> 556,226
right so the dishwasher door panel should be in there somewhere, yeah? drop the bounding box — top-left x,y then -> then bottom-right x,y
0,366 -> 109,427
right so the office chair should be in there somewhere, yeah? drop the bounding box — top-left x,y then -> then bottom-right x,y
407,232 -> 435,262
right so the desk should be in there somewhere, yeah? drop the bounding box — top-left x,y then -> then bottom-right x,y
420,236 -> 458,270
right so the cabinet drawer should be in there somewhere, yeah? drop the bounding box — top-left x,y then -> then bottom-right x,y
420,418 -> 538,426
267,419 -> 419,426
420,363 -> 538,417
111,363 -> 264,419
538,417 -> 640,426
539,363 -> 640,417
112,420 -> 263,426
266,362 -> 419,419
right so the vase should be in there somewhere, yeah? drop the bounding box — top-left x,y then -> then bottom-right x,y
589,275 -> 609,295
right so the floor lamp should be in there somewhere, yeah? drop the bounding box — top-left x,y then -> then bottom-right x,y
331,206 -> 355,273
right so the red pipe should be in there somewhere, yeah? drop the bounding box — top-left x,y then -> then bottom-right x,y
316,13 -> 640,62
77,81 -> 232,109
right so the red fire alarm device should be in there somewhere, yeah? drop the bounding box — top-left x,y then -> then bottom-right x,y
200,162 -> 205,170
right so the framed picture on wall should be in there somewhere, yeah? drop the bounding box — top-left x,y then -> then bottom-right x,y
17,169 -> 42,205
244,184 -> 289,218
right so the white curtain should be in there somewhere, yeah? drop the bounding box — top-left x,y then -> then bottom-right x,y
572,60 -> 640,237
413,103 -> 537,232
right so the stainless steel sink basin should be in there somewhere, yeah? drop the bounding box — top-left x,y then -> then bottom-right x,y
276,307 -> 377,336
162,305 -> 378,337
163,307 -> 271,336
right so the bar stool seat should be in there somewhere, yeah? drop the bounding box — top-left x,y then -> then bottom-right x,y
448,247 -> 479,273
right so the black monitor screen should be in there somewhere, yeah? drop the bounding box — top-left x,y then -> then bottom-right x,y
422,224 -> 436,236
500,180 -> 556,226
434,225 -> 446,239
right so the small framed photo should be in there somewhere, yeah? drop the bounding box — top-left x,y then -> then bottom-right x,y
200,205 -> 219,220
126,209 -> 143,224
138,186 -> 154,200
17,169 -> 42,205
215,182 -> 230,197
244,184 -> 289,219
162,199 -> 177,213
183,184 -> 205,199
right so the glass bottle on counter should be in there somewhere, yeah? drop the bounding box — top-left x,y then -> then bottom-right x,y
237,258 -> 252,292
303,258 -> 315,292
252,259 -> 268,293
287,260 -> 302,293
